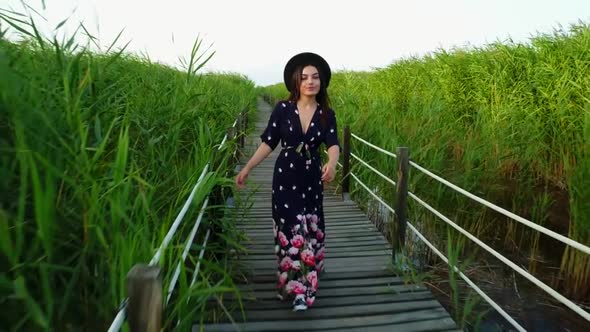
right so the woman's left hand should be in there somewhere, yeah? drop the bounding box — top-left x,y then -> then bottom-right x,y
321,164 -> 336,182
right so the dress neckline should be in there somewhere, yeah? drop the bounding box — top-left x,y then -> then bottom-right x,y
296,103 -> 319,137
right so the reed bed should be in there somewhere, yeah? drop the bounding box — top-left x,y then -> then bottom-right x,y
263,23 -> 590,302
0,10 -> 256,331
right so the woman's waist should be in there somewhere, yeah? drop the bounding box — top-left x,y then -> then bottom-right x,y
282,142 -> 319,152
281,142 -> 319,158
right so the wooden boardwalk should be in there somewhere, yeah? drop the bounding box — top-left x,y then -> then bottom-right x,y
199,99 -> 459,332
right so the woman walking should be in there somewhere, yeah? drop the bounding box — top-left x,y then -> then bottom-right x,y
235,52 -> 340,311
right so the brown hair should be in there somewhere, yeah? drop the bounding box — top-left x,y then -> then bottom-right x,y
287,64 -> 331,127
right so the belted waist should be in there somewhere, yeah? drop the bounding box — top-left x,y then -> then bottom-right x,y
281,142 -> 318,159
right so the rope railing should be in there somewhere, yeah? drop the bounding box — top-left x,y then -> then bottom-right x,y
107,109 -> 248,332
340,125 -> 590,327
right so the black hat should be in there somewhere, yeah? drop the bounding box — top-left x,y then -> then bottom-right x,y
283,52 -> 331,92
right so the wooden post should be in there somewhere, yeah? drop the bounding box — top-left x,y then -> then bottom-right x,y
227,126 -> 236,141
341,125 -> 351,201
236,113 -> 242,148
227,127 -> 239,166
126,264 -> 162,332
393,147 -> 409,260
242,108 -> 248,149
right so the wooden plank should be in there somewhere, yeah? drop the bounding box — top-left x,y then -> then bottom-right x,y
199,104 -> 457,332
239,276 -> 404,291
237,219 -> 379,228
240,249 -> 391,260
245,196 -> 345,201
242,222 -> 379,230
225,300 -> 443,322
241,245 -> 391,255
240,239 -> 389,248
246,255 -> 391,266
213,291 -> 434,311
239,256 -> 392,270
237,227 -> 382,236
239,212 -> 369,219
238,223 -> 378,231
231,283 -> 426,301
199,308 -> 453,332
317,265 -> 392,274
240,223 -> 379,231
240,209 -> 365,216
246,228 -> 380,238
244,230 -> 381,240
244,238 -> 390,249
240,226 -> 383,235
238,263 -> 393,277
238,217 -> 373,224
241,201 -> 353,206
320,319 -> 459,332
240,270 -> 396,283
245,201 -> 358,208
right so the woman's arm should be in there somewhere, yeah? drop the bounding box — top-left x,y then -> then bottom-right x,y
321,145 -> 340,182
243,142 -> 273,172
326,144 -> 339,169
235,142 -> 273,188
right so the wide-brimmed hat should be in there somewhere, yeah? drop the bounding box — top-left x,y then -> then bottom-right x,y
283,52 -> 331,92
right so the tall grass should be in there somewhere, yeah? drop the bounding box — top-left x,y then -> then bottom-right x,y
0,9 -> 256,331
263,23 -> 590,301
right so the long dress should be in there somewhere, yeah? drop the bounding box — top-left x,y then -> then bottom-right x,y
259,100 -> 340,307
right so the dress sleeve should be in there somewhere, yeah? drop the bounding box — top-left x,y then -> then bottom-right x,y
259,102 -> 282,150
324,109 -> 340,149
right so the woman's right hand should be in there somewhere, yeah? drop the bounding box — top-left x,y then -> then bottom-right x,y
235,167 -> 250,189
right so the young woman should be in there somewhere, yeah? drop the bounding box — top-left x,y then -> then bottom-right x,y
235,52 -> 340,311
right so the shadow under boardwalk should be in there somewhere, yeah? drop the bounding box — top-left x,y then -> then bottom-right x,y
198,98 -> 459,332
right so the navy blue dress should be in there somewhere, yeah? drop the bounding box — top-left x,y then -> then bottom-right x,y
260,100 -> 340,307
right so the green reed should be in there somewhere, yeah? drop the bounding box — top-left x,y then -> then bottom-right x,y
0,8 -> 256,331
263,22 -> 590,300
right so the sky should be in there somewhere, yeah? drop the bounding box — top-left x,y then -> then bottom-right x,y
3,0 -> 590,86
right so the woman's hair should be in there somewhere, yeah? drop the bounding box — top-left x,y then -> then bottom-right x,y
287,64 -> 331,127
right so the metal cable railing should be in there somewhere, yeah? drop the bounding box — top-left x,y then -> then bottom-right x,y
343,128 -> 590,326
349,172 -> 395,213
351,133 -> 397,159
351,152 -> 396,187
408,191 -> 590,321
107,111 -> 247,332
166,196 -> 210,305
108,165 -> 214,331
405,221 -> 527,332
408,160 -> 590,256
346,171 -> 526,330
150,165 -> 210,267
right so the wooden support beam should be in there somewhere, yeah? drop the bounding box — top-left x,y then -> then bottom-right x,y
393,147 -> 409,260
126,264 -> 162,332
341,125 -> 351,201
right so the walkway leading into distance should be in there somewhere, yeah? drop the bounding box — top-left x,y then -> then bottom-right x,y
198,98 -> 459,332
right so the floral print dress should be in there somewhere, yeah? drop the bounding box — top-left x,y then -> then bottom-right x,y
260,100 -> 340,308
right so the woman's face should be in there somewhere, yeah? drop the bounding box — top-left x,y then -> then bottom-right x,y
299,65 -> 321,97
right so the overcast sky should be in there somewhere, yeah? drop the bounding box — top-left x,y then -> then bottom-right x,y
3,0 -> 590,86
